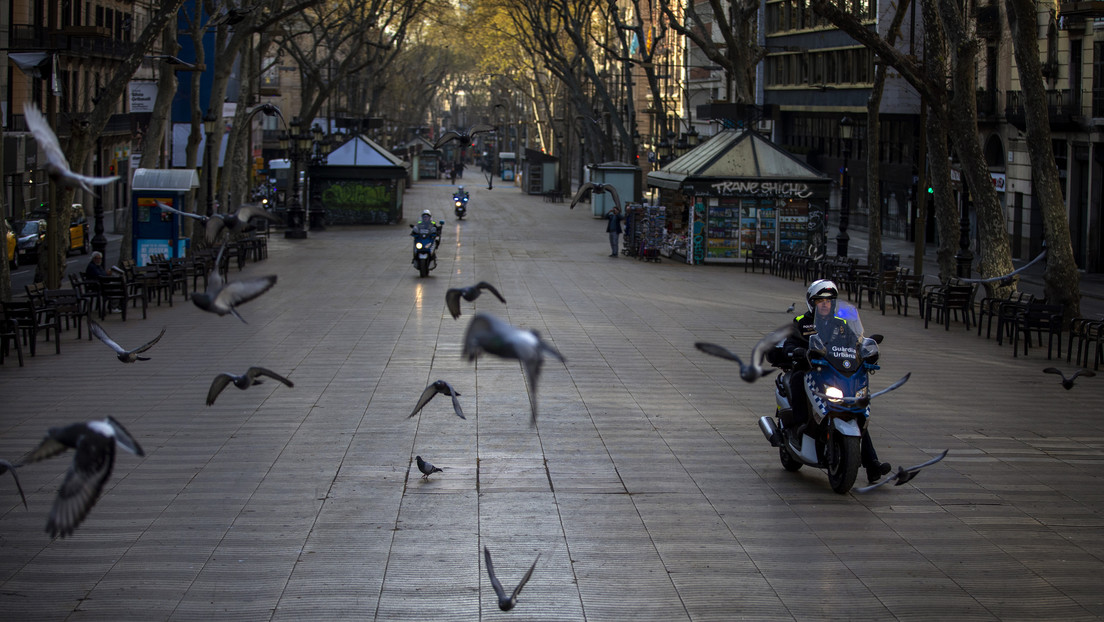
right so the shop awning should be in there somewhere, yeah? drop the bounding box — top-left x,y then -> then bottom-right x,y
647,129 -> 830,198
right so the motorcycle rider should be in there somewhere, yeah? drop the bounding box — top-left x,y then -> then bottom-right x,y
770,279 -> 892,484
453,185 -> 469,201
411,209 -> 441,255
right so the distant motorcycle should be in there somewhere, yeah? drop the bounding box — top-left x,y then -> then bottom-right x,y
453,189 -> 469,219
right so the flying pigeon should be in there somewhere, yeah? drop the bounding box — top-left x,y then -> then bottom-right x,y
855,450 -> 949,493
1043,367 -> 1096,390
569,182 -> 622,211
462,313 -> 566,424
446,281 -> 507,319
484,546 -> 540,611
694,323 -> 797,382
811,373 -> 912,406
191,241 -> 277,323
206,367 -> 294,406
959,249 -> 1047,286
156,200 -> 280,245
416,456 -> 442,480
433,123 -> 496,151
408,380 -> 464,419
21,416 -> 145,538
23,102 -> 120,193
0,459 -> 27,509
90,321 -> 166,363
786,302 -> 795,313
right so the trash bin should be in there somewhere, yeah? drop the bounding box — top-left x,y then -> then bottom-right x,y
880,253 -> 900,272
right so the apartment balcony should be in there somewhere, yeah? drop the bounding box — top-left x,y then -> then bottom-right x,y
1005,89 -> 1083,132
1058,0 -> 1104,17
8,23 -> 132,59
976,88 -> 1000,120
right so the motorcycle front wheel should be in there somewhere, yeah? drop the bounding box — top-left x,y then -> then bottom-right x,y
418,258 -> 429,278
827,434 -> 861,494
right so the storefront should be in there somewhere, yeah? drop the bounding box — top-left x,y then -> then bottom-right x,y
309,135 -> 407,225
647,129 -> 832,264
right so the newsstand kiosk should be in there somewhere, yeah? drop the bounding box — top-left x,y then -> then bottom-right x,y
131,168 -> 200,266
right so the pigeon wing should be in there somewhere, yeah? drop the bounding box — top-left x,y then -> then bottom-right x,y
249,367 -> 293,388
205,216 -> 229,245
105,416 -> 144,457
214,275 -> 278,310
603,185 -> 623,211
408,383 -> 442,418
65,170 -> 120,187
483,547 -> 510,605
1071,369 -> 1096,381
133,327 -> 167,354
445,288 -> 463,319
468,123 -> 496,138
47,433 -> 115,537
433,131 -> 462,150
868,372 -> 911,399
751,324 -> 797,368
477,282 -> 507,304
155,200 -> 205,221
462,314 -> 497,361
569,182 -> 595,209
206,373 -> 237,406
234,203 -> 280,224
960,249 -> 1046,284
1042,367 -> 1064,377
520,351 -> 543,425
510,553 -> 540,603
23,102 -> 71,175
694,341 -> 745,365
0,459 -> 28,509
436,380 -> 465,419
90,321 -> 127,355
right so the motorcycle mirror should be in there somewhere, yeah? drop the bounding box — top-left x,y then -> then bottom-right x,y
409,224 -> 414,228
870,334 -> 884,344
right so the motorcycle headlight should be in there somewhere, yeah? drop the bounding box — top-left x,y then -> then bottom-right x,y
824,386 -> 844,402
415,242 -> 424,249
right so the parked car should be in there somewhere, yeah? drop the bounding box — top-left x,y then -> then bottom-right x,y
68,205 -> 90,255
5,219 -> 15,268
15,219 -> 47,264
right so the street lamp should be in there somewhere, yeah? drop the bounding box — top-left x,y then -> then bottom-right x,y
308,124 -> 330,230
837,115 -> 855,258
282,116 -> 308,239
204,110 -> 218,217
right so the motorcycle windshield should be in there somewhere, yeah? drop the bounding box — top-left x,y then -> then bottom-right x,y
808,300 -> 864,373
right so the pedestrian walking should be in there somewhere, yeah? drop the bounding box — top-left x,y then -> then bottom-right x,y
604,206 -> 623,257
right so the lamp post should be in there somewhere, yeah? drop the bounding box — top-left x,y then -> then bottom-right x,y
836,115 -> 855,258
204,110 -> 218,217
282,116 -> 307,239
308,124 -> 330,231
955,183 -> 974,277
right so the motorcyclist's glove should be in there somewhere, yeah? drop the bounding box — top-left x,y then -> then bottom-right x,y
790,347 -> 809,369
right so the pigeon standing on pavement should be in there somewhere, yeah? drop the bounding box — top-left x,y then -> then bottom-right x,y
191,241 -> 277,323
408,380 -> 465,419
1043,367 -> 1096,390
484,546 -> 540,611
416,456 -> 442,480
206,367 -> 294,406
695,323 -> 797,382
21,416 -> 145,538
462,313 -> 566,424
569,182 -> 622,211
433,123 -> 496,150
23,102 -> 120,193
90,321 -> 166,363
446,281 -> 506,319
0,459 -> 28,509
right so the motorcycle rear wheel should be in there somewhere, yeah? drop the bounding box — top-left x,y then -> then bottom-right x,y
827,434 -> 861,494
779,446 -> 803,472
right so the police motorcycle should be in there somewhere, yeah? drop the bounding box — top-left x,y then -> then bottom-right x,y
452,186 -> 469,219
409,210 -> 443,278
758,296 -> 894,494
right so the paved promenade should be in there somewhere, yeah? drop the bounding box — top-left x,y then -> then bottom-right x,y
1,181 -> 1102,621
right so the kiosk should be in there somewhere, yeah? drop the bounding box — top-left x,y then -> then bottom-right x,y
130,168 -> 200,266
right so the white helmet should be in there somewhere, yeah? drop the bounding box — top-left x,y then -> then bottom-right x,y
422,209 -> 432,217
806,279 -> 838,313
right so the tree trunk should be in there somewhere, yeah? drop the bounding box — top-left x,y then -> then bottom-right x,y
1006,0 -> 1081,318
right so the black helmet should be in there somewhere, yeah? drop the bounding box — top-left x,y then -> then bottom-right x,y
806,279 -> 838,313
